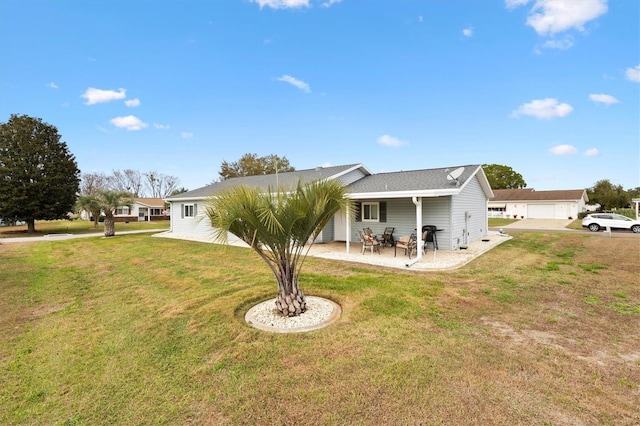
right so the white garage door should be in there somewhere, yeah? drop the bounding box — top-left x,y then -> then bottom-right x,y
527,204 -> 555,219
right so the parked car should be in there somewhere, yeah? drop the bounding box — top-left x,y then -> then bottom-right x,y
581,213 -> 640,233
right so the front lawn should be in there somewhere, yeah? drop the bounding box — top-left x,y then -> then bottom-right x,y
0,219 -> 169,238
1,232 -> 638,425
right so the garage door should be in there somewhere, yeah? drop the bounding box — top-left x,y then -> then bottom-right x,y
527,204 -> 555,219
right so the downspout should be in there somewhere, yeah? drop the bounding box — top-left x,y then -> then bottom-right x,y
406,196 -> 423,267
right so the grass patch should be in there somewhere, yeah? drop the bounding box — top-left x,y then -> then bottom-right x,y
0,219 -> 168,238
488,218 -> 518,227
1,232 -> 639,425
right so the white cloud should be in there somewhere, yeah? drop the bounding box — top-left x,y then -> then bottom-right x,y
507,0 -> 608,35
549,144 -> 577,155
181,132 -> 194,139
82,87 -> 127,105
252,0 -> 310,9
511,98 -> 573,119
110,115 -> 148,131
321,0 -> 342,7
505,0 -> 531,8
584,148 -> 599,157
46,82 -> 58,89
377,134 -> 408,148
418,15 -> 424,23
276,75 -> 311,93
154,123 -> 170,129
541,36 -> 573,50
462,27 -> 473,37
124,98 -> 141,107
589,93 -> 619,105
626,65 -> 640,82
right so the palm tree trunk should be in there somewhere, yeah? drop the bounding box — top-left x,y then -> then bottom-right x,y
275,281 -> 307,316
104,214 -> 115,237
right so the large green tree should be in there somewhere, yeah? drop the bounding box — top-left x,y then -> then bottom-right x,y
587,179 -> 629,210
218,153 -> 295,181
482,164 -> 526,189
0,114 -> 80,233
205,180 -> 350,317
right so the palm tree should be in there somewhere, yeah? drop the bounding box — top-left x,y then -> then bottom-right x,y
94,189 -> 134,237
76,194 -> 102,228
205,179 -> 351,317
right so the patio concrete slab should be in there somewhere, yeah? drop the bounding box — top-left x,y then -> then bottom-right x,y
307,231 -> 512,271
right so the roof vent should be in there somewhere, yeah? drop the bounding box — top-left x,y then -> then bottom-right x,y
315,166 -> 324,171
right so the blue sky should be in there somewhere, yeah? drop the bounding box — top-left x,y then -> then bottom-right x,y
1,0 -> 638,192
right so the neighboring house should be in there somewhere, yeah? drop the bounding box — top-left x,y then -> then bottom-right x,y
113,198 -> 169,222
488,189 -> 588,220
165,163 -> 493,254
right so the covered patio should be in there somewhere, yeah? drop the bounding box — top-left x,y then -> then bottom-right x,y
308,230 -> 512,271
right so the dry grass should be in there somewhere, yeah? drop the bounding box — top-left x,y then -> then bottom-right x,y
1,232 -> 639,425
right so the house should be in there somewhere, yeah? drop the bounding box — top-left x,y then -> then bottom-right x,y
488,189 -> 588,220
164,163 -> 493,255
113,198 -> 169,222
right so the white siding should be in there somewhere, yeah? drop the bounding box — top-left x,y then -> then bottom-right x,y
451,176 -> 488,249
337,169 -> 367,186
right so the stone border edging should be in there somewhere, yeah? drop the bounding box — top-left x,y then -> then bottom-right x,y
245,296 -> 342,333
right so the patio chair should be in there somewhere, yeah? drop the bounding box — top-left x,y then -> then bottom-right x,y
363,227 -> 385,246
358,229 -> 381,255
381,227 -> 395,247
394,234 -> 417,259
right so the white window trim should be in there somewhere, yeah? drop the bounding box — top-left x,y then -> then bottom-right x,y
184,204 -> 195,218
362,201 -> 380,222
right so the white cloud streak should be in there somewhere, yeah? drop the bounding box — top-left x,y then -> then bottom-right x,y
589,93 -> 619,105
321,0 -> 342,7
511,98 -> 573,119
181,132 -> 194,139
541,36 -> 574,50
110,115 -> 148,131
276,75 -> 311,93
125,98 -> 141,107
462,27 -> 473,37
507,0 -> 608,35
252,0 -> 310,9
377,134 -> 408,148
82,87 -> 127,105
626,65 -> 640,82
154,123 -> 170,130
584,148 -> 599,157
549,144 -> 578,155
46,82 -> 58,89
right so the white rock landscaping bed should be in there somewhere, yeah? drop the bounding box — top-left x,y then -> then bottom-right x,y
245,296 -> 340,333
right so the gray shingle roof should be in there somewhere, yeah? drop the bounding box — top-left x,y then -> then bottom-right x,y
491,188 -> 587,202
166,164 -> 363,200
347,165 -> 482,194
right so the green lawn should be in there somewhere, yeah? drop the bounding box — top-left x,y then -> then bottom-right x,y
0,219 -> 169,238
1,232 -> 638,425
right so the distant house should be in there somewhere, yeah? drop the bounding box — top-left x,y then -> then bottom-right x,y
164,163 -> 494,254
488,189 -> 588,219
113,198 -> 169,223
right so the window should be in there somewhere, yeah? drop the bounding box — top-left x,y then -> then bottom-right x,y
362,202 -> 379,222
184,204 -> 194,218
150,208 -> 162,216
116,207 -> 129,215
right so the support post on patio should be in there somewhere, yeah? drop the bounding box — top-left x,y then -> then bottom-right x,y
412,196 -> 423,262
345,206 -> 351,254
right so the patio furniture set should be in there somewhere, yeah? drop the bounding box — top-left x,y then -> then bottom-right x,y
357,226 -> 440,259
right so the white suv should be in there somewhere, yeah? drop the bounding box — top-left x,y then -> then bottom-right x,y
581,213 -> 640,233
